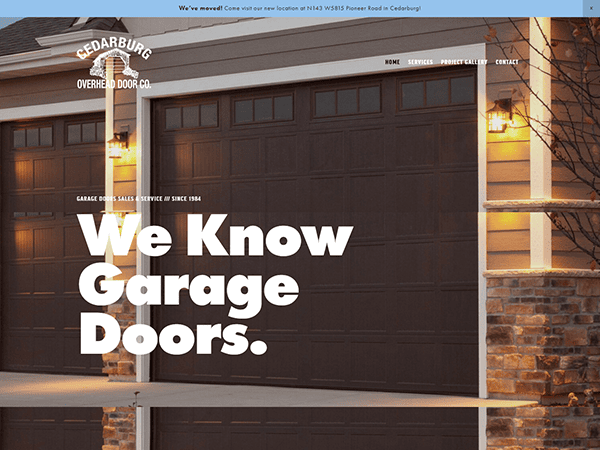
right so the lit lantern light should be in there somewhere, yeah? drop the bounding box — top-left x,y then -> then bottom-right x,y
487,99 -> 512,133
107,131 -> 129,159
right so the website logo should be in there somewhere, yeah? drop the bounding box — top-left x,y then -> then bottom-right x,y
76,37 -> 152,90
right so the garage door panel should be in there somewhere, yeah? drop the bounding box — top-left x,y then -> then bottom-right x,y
9,264 -> 33,294
309,131 -> 344,172
160,143 -> 191,181
265,339 -> 300,380
440,239 -> 478,282
231,180 -> 262,211
230,138 -> 260,176
265,135 -> 297,174
396,173 -> 436,236
192,141 -> 223,178
1,408 -> 103,450
155,408 -> 479,450
439,171 -> 478,234
1,116 -> 104,374
439,289 -> 479,333
439,121 -> 478,165
348,244 -> 386,286
440,343 -> 479,388
395,124 -> 435,167
264,298 -> 301,332
309,339 -> 347,382
11,160 -> 34,190
348,127 -> 385,170
395,291 -> 436,332
395,342 -> 438,387
153,70 -> 478,394
11,229 -> 33,260
350,291 -> 387,332
350,340 -> 388,383
396,242 -> 435,284
309,292 -> 346,332
265,179 -> 299,213
309,255 -> 344,287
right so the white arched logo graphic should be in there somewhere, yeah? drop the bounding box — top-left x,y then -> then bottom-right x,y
90,48 -> 139,80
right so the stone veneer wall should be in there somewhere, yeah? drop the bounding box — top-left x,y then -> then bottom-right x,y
487,407 -> 600,450
102,296 -> 137,381
103,407 -> 136,450
487,274 -> 600,400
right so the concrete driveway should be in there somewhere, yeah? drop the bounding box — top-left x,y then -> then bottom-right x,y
0,372 -> 537,407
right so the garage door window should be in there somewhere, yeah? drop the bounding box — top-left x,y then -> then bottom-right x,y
165,103 -> 218,130
67,121 -> 105,144
314,85 -> 381,117
399,75 -> 474,109
233,94 -> 293,124
13,126 -> 53,149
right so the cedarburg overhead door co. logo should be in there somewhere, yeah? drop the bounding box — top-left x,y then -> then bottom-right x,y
76,37 -> 152,90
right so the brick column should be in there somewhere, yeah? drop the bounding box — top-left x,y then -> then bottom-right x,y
487,406 -> 600,449
103,407 -> 136,450
486,273 -> 600,400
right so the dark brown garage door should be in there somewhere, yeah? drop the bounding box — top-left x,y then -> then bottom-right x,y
152,68 -> 479,394
1,114 -> 105,374
154,408 -> 479,450
1,408 -> 103,450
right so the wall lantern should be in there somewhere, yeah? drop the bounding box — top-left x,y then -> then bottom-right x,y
107,131 -> 129,159
487,98 -> 512,133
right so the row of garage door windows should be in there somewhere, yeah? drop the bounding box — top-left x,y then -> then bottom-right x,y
164,74 -> 476,130
12,121 -> 105,149
10,74 -> 475,148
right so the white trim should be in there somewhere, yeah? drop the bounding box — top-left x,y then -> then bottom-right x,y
137,17 -> 359,50
478,407 -> 487,450
105,60 -> 115,261
477,61 -> 488,399
136,42 -> 488,396
136,96 -> 152,384
136,407 -> 150,450
0,98 -> 104,122
529,17 -> 552,269
36,30 -> 132,49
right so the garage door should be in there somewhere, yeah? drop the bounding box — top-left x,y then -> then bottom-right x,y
152,68 -> 479,394
1,114 -> 105,374
1,408 -> 103,450
154,408 -> 479,450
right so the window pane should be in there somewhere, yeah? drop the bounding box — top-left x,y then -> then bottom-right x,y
165,108 -> 181,129
401,82 -> 424,108
27,128 -> 39,147
40,127 -> 52,146
234,100 -> 253,123
182,106 -> 199,128
97,122 -> 105,141
451,76 -> 475,104
337,89 -> 358,115
82,123 -> 96,142
274,95 -> 293,120
201,103 -> 218,127
315,91 -> 335,117
68,124 -> 81,143
359,86 -> 380,113
254,98 -> 273,121
426,79 -> 448,106
13,129 -> 25,148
